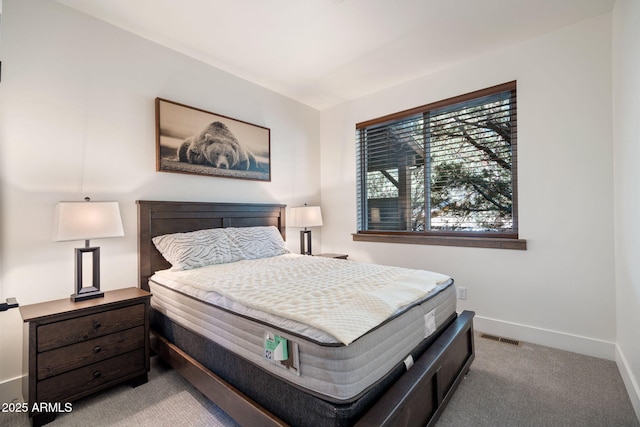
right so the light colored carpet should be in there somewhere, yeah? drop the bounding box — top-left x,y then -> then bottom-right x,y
2,333 -> 638,426
436,334 -> 639,427
1,357 -> 239,427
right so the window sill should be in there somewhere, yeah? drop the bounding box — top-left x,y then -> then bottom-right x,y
352,232 -> 527,250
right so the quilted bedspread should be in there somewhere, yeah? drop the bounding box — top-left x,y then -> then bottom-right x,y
154,254 -> 450,345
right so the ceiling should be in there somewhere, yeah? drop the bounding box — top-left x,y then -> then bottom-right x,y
56,0 -> 615,110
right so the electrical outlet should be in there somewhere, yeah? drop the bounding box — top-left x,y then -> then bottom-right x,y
457,287 -> 467,300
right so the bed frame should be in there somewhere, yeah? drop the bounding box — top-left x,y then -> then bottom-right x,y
137,200 -> 475,427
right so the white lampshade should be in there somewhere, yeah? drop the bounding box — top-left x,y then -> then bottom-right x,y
289,205 -> 323,228
54,201 -> 124,242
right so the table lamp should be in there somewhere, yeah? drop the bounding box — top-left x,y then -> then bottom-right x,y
289,205 -> 323,255
53,197 -> 124,302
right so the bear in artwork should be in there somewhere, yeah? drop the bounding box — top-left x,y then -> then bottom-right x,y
178,121 -> 259,171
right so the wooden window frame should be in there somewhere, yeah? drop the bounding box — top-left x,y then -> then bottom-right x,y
354,81 -> 526,250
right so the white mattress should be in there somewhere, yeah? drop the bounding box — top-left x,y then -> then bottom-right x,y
152,254 -> 451,345
149,256 -> 456,402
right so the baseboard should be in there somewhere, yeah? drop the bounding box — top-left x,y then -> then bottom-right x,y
473,315 -> 616,360
0,375 -> 24,404
615,344 -> 640,420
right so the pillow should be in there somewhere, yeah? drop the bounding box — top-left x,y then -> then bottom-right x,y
152,226 -> 289,271
152,228 -> 244,270
224,226 -> 290,260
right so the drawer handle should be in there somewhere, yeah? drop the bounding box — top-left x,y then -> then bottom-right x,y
93,321 -> 101,329
92,371 -> 101,379
93,346 -> 102,354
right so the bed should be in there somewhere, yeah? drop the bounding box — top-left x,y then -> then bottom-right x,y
137,200 -> 475,426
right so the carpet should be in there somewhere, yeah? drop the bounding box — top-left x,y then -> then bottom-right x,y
2,333 -> 638,426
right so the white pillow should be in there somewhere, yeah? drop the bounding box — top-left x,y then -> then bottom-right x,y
152,228 -> 243,270
152,226 -> 289,270
224,226 -> 290,260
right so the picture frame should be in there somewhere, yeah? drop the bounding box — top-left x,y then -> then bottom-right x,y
155,98 -> 271,181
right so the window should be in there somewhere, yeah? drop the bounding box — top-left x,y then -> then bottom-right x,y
354,81 -> 525,249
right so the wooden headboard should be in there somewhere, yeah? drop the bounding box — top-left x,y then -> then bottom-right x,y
136,200 -> 287,291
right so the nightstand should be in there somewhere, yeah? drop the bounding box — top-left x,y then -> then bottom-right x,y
20,288 -> 151,426
316,253 -> 349,259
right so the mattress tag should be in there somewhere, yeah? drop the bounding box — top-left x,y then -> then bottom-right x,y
404,355 -> 414,370
424,310 -> 436,338
264,335 -> 288,361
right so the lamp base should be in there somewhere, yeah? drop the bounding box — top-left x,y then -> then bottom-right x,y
71,286 -> 104,302
71,246 -> 103,303
299,229 -> 313,255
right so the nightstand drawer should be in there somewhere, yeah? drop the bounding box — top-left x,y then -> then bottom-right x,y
37,304 -> 145,352
37,349 -> 146,403
37,326 -> 145,380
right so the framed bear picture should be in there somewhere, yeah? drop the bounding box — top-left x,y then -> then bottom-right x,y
155,98 -> 271,181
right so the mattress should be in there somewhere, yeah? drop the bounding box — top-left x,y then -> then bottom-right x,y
149,255 -> 456,403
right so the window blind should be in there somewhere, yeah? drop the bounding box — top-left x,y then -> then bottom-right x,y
356,81 -> 518,237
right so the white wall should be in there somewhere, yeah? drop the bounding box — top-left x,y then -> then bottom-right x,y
613,0 -> 640,417
320,15 -> 616,358
0,0 -> 320,402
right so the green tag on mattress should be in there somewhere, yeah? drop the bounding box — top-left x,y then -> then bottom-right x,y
264,335 -> 288,361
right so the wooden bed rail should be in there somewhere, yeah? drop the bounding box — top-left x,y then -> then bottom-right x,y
355,310 -> 475,427
151,332 -> 287,427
